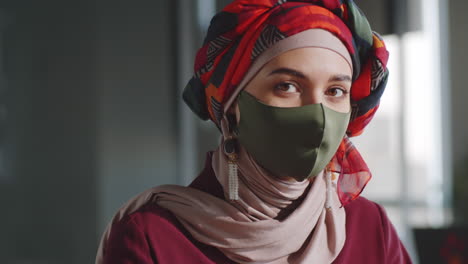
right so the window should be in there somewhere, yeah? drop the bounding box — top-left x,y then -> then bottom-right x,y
353,1 -> 451,262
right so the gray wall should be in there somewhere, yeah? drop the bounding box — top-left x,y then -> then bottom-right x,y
449,0 -> 468,168
95,0 -> 178,234
0,1 -> 98,263
449,0 -> 468,224
0,0 -> 178,263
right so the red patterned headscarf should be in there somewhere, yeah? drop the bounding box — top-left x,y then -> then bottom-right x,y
183,0 -> 389,205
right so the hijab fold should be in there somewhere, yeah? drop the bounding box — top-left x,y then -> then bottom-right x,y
97,144 -> 346,264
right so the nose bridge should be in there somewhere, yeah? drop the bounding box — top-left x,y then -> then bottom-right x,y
302,85 -> 322,106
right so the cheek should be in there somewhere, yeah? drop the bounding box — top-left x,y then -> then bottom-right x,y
244,85 -> 272,104
244,78 -> 266,98
244,81 -> 303,107
323,98 -> 351,113
244,75 -> 284,105
244,85 -> 276,106
267,97 -> 302,107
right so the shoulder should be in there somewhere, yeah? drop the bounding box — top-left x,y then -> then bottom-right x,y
100,192 -> 231,264
114,201 -> 187,244
123,201 -> 176,225
344,196 -> 387,223
100,201 -> 181,264
341,196 -> 388,249
102,184 -> 196,244
335,197 -> 412,264
116,201 -> 179,234
343,196 -> 397,243
344,196 -> 404,244
344,196 -> 384,213
342,196 -> 390,241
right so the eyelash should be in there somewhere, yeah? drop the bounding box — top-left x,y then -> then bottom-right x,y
274,82 -> 300,93
326,87 -> 349,97
274,82 -> 349,97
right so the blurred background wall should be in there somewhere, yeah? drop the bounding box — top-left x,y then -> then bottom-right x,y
449,0 -> 468,226
0,1 -> 180,263
0,0 -> 466,263
0,1 -> 100,263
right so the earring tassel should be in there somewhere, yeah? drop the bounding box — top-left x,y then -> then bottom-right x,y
228,160 -> 239,200
224,137 -> 239,200
325,169 -> 332,210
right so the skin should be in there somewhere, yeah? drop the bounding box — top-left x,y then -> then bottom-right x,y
232,47 -> 353,120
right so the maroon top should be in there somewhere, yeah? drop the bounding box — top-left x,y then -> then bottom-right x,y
103,154 -> 412,263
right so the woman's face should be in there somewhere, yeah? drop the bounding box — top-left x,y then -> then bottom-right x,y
243,47 -> 352,113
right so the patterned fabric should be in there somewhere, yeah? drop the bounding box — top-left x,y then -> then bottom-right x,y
182,0 -> 390,205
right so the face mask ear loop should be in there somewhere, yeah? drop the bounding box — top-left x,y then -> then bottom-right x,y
221,116 -> 239,200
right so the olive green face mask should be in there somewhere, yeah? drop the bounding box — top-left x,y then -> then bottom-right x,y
236,91 -> 351,181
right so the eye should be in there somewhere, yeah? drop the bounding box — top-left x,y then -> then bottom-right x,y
275,82 -> 300,93
326,87 -> 348,97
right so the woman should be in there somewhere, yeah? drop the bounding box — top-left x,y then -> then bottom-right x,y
96,0 -> 412,263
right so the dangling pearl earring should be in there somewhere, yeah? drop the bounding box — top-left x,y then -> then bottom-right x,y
223,137 -> 239,200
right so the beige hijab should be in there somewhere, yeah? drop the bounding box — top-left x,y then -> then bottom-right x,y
96,143 -> 346,264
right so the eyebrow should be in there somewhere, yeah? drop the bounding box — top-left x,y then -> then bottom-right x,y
268,67 -> 307,79
268,67 -> 352,83
329,74 -> 352,83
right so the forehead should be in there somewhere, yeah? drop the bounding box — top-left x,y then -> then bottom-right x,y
261,47 -> 353,77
